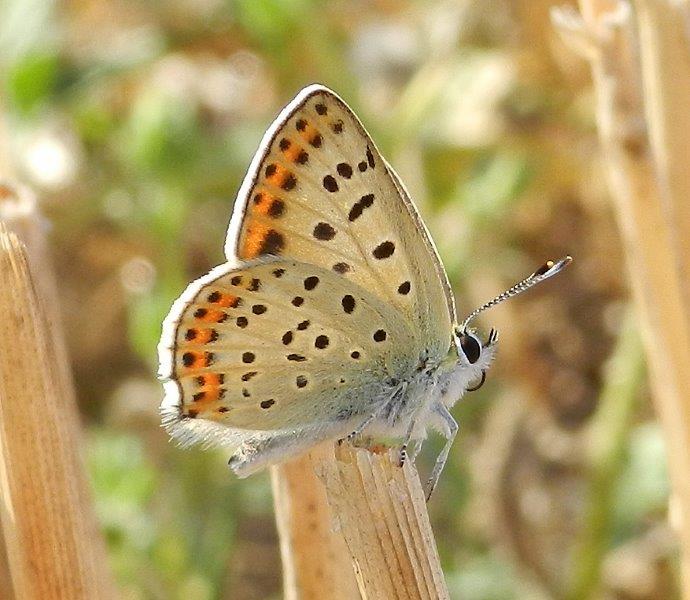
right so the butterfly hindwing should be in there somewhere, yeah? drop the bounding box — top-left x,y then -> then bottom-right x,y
159,258 -> 418,447
225,85 -> 455,361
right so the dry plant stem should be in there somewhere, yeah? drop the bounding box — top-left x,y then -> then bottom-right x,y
0,110 -> 20,600
631,1 -> 690,590
272,444 -> 361,600
0,227 -> 115,599
0,184 -> 73,366
567,309 -> 646,600
317,443 -> 449,600
634,0 -> 690,299
555,0 -> 690,594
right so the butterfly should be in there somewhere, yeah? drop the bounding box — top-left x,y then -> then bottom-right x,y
157,84 -> 570,498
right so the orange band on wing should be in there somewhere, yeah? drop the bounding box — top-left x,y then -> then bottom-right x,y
185,328 -> 217,344
295,119 -> 322,148
282,142 -> 307,164
264,163 -> 296,190
240,222 -> 285,259
211,293 -> 241,308
252,192 -> 285,218
192,387 -> 225,403
193,308 -> 228,323
181,350 -> 214,370
196,373 -> 224,387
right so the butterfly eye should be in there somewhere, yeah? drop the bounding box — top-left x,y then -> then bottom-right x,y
459,333 -> 481,364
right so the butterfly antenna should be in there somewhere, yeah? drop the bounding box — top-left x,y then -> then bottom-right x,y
460,256 -> 572,331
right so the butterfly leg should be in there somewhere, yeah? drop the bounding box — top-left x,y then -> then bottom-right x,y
346,409 -> 380,443
397,416 -> 418,467
345,387 -> 404,443
424,403 -> 459,501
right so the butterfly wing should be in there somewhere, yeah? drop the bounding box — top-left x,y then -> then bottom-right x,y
225,85 -> 456,361
159,258 -> 418,449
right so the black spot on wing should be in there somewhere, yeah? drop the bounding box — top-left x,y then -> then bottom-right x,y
372,241 -> 395,259
333,262 -> 350,274
259,230 -> 285,255
281,174 -> 297,191
313,222 -> 336,240
323,175 -> 338,193
348,194 -> 374,222
341,295 -> 356,314
366,146 -> 375,168
268,198 -> 285,219
337,163 -> 353,179
304,276 -> 319,291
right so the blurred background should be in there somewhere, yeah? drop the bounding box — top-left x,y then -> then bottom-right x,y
0,0 -> 673,598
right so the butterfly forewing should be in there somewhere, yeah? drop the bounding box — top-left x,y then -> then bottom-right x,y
226,85 -> 455,361
160,259 -> 417,443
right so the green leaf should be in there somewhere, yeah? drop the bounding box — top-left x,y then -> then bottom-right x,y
7,52 -> 59,113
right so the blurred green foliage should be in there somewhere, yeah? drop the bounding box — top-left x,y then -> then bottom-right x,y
7,51 -> 60,113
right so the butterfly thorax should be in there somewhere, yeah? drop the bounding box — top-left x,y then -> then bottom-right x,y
352,336 -> 495,445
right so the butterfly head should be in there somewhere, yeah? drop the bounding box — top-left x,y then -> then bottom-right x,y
452,256 -> 572,392
452,327 -> 497,391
